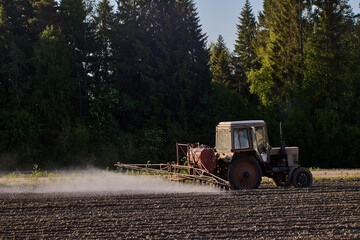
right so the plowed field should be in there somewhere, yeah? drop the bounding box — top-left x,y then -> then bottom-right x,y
1,178 -> 360,239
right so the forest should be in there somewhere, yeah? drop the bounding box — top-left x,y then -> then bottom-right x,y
0,0 -> 359,170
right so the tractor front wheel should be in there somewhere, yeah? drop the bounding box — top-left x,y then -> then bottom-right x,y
291,167 -> 313,188
228,157 -> 262,190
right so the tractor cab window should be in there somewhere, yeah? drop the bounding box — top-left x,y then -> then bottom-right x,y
234,128 -> 249,150
254,126 -> 268,153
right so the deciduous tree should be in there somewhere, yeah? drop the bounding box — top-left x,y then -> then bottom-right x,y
248,0 -> 304,106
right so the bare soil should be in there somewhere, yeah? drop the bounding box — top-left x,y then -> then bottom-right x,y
1,178 -> 360,239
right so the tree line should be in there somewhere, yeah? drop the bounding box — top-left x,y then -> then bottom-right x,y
210,0 -> 360,168
0,0 -> 359,170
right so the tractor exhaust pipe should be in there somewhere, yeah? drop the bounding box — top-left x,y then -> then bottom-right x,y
280,122 -> 286,156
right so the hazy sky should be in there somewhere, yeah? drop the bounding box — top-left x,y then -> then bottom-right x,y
109,0 -> 360,51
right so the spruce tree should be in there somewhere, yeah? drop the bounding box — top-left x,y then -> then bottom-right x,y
109,0 -> 145,131
233,0 -> 257,100
31,0 -> 58,34
182,0 -> 211,93
30,25 -> 78,164
32,26 -> 72,123
0,0 -> 35,109
58,0 -> 94,115
303,0 -> 354,107
110,0 -> 211,162
209,35 -> 232,86
112,0 -> 210,130
350,19 -> 360,97
93,0 -> 115,84
0,4 -> 9,107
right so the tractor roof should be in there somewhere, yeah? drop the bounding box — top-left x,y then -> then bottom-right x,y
217,120 -> 266,128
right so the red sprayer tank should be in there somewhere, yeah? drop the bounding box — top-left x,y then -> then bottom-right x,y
189,145 -> 216,173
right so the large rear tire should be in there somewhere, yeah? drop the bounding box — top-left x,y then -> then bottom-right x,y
228,157 -> 262,189
291,167 -> 313,188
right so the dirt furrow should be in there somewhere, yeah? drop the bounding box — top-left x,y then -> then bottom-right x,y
1,178 -> 360,239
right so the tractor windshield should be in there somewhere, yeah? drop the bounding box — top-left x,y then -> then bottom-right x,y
234,128 -> 249,150
254,126 -> 268,153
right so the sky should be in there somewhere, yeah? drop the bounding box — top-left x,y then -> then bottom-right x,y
194,0 -> 262,51
109,0 -> 360,51
195,0 -> 360,51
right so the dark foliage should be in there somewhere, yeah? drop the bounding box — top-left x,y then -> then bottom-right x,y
0,0 -> 359,169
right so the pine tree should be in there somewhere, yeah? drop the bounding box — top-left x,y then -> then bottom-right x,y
209,35 -> 232,86
233,0 -> 257,100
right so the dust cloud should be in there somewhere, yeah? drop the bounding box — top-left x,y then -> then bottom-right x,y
0,170 -> 223,194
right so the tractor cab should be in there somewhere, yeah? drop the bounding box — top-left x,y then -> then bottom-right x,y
216,120 -> 270,163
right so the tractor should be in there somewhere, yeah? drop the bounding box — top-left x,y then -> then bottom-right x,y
116,120 -> 313,190
213,120 -> 312,189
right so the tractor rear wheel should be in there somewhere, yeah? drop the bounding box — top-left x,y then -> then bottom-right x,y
291,167 -> 313,188
228,157 -> 262,189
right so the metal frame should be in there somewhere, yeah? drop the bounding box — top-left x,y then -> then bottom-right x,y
176,143 -> 190,165
115,142 -> 230,188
